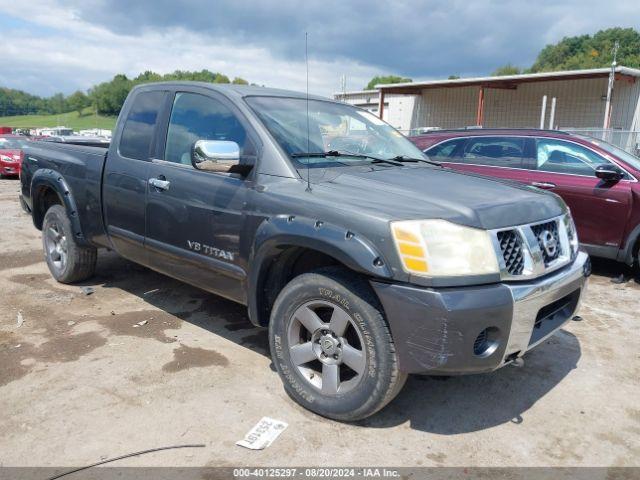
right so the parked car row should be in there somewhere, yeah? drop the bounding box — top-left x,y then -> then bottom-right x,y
410,129 -> 640,267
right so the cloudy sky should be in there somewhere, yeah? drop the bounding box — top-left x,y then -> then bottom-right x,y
0,0 -> 637,98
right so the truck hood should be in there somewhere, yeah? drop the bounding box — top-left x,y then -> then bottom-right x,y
312,166 -> 566,230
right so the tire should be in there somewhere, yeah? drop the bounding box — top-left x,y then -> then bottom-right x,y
42,205 -> 97,283
19,195 -> 30,214
269,267 -> 407,421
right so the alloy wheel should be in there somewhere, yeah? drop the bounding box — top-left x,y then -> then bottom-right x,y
287,300 -> 367,395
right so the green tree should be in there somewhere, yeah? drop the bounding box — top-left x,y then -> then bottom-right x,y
213,74 -> 230,83
232,77 -> 249,85
491,63 -> 522,76
365,75 -> 412,90
66,91 -> 90,116
530,27 -> 640,72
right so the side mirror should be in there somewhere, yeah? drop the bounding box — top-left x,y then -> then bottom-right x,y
595,164 -> 624,183
191,140 -> 253,175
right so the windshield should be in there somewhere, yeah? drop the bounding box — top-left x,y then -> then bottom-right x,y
579,136 -> 640,172
0,137 -> 28,149
245,96 -> 427,168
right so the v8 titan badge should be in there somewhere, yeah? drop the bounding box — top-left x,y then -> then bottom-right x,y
236,417 -> 288,450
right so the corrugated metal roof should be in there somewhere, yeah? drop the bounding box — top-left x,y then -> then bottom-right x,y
376,66 -> 640,91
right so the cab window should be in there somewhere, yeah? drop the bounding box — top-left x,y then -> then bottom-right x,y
533,138 -> 611,176
119,91 -> 164,160
460,137 -> 525,168
164,92 -> 251,165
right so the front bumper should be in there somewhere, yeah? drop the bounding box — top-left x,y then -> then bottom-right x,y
371,251 -> 590,374
0,161 -> 20,176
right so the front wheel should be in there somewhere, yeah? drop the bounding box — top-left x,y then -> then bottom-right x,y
269,267 -> 406,421
42,205 -> 97,283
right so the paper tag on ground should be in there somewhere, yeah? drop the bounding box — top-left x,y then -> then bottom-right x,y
236,417 -> 288,450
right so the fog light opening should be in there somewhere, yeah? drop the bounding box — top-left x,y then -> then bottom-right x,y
473,327 -> 500,358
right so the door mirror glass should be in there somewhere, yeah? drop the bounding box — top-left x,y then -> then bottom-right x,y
191,140 -> 241,173
595,164 -> 624,182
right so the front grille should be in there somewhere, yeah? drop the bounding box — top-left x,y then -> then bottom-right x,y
531,220 -> 562,265
497,230 -> 525,275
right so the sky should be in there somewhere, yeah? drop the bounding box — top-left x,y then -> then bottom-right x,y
0,0 -> 638,98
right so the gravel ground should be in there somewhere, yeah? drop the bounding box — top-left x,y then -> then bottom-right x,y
0,177 -> 638,468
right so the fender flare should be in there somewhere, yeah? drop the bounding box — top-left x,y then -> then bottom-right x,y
247,215 -> 393,326
618,222 -> 640,265
31,169 -> 89,246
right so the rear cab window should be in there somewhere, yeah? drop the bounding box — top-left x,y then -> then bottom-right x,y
119,91 -> 166,160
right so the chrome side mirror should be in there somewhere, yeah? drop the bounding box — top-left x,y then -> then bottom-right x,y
191,140 -> 241,173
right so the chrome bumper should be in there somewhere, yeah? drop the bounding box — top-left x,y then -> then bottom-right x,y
502,251 -> 590,362
371,251 -> 590,374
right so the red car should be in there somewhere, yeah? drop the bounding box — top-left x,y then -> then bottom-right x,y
410,128 -> 640,267
0,135 -> 29,178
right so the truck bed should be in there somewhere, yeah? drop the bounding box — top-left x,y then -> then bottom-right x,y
20,142 -> 110,247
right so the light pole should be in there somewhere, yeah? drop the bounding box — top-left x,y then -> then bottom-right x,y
602,41 -> 620,133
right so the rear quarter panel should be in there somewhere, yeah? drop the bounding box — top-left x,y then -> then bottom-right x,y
22,143 -> 109,247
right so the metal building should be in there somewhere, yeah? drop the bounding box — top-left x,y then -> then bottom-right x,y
335,67 -> 640,153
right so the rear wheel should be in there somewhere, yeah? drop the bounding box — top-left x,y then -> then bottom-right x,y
269,267 -> 406,421
42,205 -> 97,283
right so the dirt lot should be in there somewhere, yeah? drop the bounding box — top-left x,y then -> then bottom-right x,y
0,177 -> 639,468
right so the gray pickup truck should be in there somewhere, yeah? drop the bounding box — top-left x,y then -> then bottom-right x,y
20,82 -> 590,420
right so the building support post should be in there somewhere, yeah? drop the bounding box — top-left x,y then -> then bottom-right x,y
378,89 -> 385,119
476,87 -> 485,126
548,97 -> 557,129
540,95 -> 547,129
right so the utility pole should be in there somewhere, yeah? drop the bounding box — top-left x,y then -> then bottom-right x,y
602,41 -> 620,131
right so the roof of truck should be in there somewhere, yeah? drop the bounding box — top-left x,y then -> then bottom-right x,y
133,81 -> 331,102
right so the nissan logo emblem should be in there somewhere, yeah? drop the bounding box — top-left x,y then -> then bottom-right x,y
539,230 -> 558,257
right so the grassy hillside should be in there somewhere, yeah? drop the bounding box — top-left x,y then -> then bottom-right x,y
0,107 -> 116,131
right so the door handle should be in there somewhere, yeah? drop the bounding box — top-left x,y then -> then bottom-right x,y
149,177 -> 170,191
531,181 -> 556,189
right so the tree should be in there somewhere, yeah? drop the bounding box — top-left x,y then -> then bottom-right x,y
530,27 -> 640,72
232,77 -> 249,85
67,91 -> 90,116
491,63 -> 522,76
213,74 -> 230,84
365,75 -> 412,90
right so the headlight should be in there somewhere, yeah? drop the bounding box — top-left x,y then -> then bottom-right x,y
0,154 -> 12,162
563,213 -> 579,255
390,219 -> 499,277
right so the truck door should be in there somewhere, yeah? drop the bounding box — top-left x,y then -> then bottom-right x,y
145,90 -> 255,304
102,89 -> 167,265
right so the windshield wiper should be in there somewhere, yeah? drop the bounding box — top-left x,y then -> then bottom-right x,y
387,155 -> 442,167
291,150 -> 405,167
